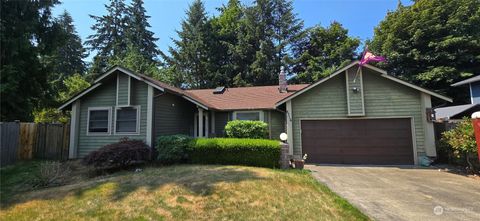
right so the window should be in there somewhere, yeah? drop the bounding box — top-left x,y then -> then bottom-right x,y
115,106 -> 140,134
234,111 -> 263,121
87,107 -> 111,135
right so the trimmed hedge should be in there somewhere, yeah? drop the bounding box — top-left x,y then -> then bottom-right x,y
189,138 -> 280,168
156,135 -> 192,164
225,120 -> 269,139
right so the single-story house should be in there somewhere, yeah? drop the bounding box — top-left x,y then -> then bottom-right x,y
59,61 -> 452,165
435,75 -> 480,121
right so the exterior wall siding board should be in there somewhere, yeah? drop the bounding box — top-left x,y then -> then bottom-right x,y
346,68 -> 364,115
291,66 -> 426,159
214,112 -> 229,137
117,74 -> 129,105
270,110 -> 285,140
292,74 -> 348,156
77,78 -> 148,157
154,92 -> 195,138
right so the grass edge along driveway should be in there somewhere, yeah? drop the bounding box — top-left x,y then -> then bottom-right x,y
1,162 -> 369,221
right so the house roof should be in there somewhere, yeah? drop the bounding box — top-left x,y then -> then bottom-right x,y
451,75 -> 480,87
186,84 -> 308,111
60,62 -> 452,111
59,65 -> 307,111
275,61 -> 452,107
434,104 -> 480,120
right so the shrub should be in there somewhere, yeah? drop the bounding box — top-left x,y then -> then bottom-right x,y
34,161 -> 71,187
189,138 -> 280,168
224,120 -> 269,139
83,138 -> 151,170
156,135 -> 193,164
441,118 -> 479,172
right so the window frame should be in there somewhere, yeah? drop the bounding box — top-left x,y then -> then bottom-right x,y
233,110 -> 264,121
86,107 -> 112,136
114,105 -> 141,135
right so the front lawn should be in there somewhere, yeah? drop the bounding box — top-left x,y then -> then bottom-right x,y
0,162 -> 369,220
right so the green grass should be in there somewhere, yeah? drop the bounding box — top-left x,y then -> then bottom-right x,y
0,161 -> 369,221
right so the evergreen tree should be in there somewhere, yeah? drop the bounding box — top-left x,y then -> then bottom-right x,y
49,11 -> 87,94
235,0 -> 303,86
210,0 -> 244,87
127,0 -> 161,62
370,0 -> 480,104
168,0 -> 217,88
291,22 -> 360,83
272,0 -> 303,72
0,0 -> 61,121
85,0 -> 130,76
235,0 -> 276,86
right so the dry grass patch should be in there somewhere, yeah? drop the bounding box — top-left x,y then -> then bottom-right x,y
1,163 -> 369,221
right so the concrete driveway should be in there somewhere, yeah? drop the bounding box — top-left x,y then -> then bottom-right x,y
307,165 -> 480,221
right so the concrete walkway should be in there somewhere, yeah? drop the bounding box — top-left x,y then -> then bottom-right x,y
307,165 -> 480,221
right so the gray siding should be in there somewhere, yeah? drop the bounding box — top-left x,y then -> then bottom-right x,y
214,112 -> 229,137
291,74 -> 348,156
117,74 -> 129,106
77,76 -> 148,157
212,110 -> 283,139
154,92 -> 195,138
270,110 -> 285,140
291,65 -> 426,158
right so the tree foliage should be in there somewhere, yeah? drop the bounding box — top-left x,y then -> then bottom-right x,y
441,118 -> 479,171
292,22 -> 360,83
127,0 -> 161,62
86,0 -> 130,76
86,0 -> 163,80
49,11 -> 88,97
369,0 -> 480,104
34,74 -> 90,123
1,0 -> 61,121
167,0 -> 217,88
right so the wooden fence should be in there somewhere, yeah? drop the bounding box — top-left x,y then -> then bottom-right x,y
0,122 -> 70,167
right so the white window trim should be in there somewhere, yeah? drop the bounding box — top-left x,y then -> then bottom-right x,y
86,107 -> 112,136
233,110 -> 264,121
114,105 -> 141,135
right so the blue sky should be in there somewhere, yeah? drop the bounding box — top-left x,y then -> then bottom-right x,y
53,0 -> 411,61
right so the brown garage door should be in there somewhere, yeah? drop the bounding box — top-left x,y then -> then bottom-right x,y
301,118 -> 414,165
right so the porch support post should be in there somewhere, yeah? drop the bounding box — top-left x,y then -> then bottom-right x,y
69,100 -> 80,159
211,111 -> 215,137
198,108 -> 204,138
286,100 -> 293,155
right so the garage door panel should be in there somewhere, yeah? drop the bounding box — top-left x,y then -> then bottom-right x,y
301,118 -> 414,165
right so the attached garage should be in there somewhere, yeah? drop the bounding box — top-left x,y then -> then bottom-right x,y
301,118 -> 414,165
276,61 -> 453,165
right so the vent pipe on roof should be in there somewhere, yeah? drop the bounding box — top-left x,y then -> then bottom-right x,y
279,66 -> 288,93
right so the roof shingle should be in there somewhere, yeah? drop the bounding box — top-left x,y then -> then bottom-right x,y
186,85 -> 309,110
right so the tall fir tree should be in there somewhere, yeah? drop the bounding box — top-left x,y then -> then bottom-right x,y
210,0 -> 244,87
271,0 -> 303,72
234,0 -> 303,86
0,0 -> 61,121
127,0 -> 161,63
49,11 -> 87,95
168,0 -> 217,88
85,0 -> 130,77
291,22 -> 360,83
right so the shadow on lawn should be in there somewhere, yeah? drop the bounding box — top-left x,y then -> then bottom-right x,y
1,164 -> 264,209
